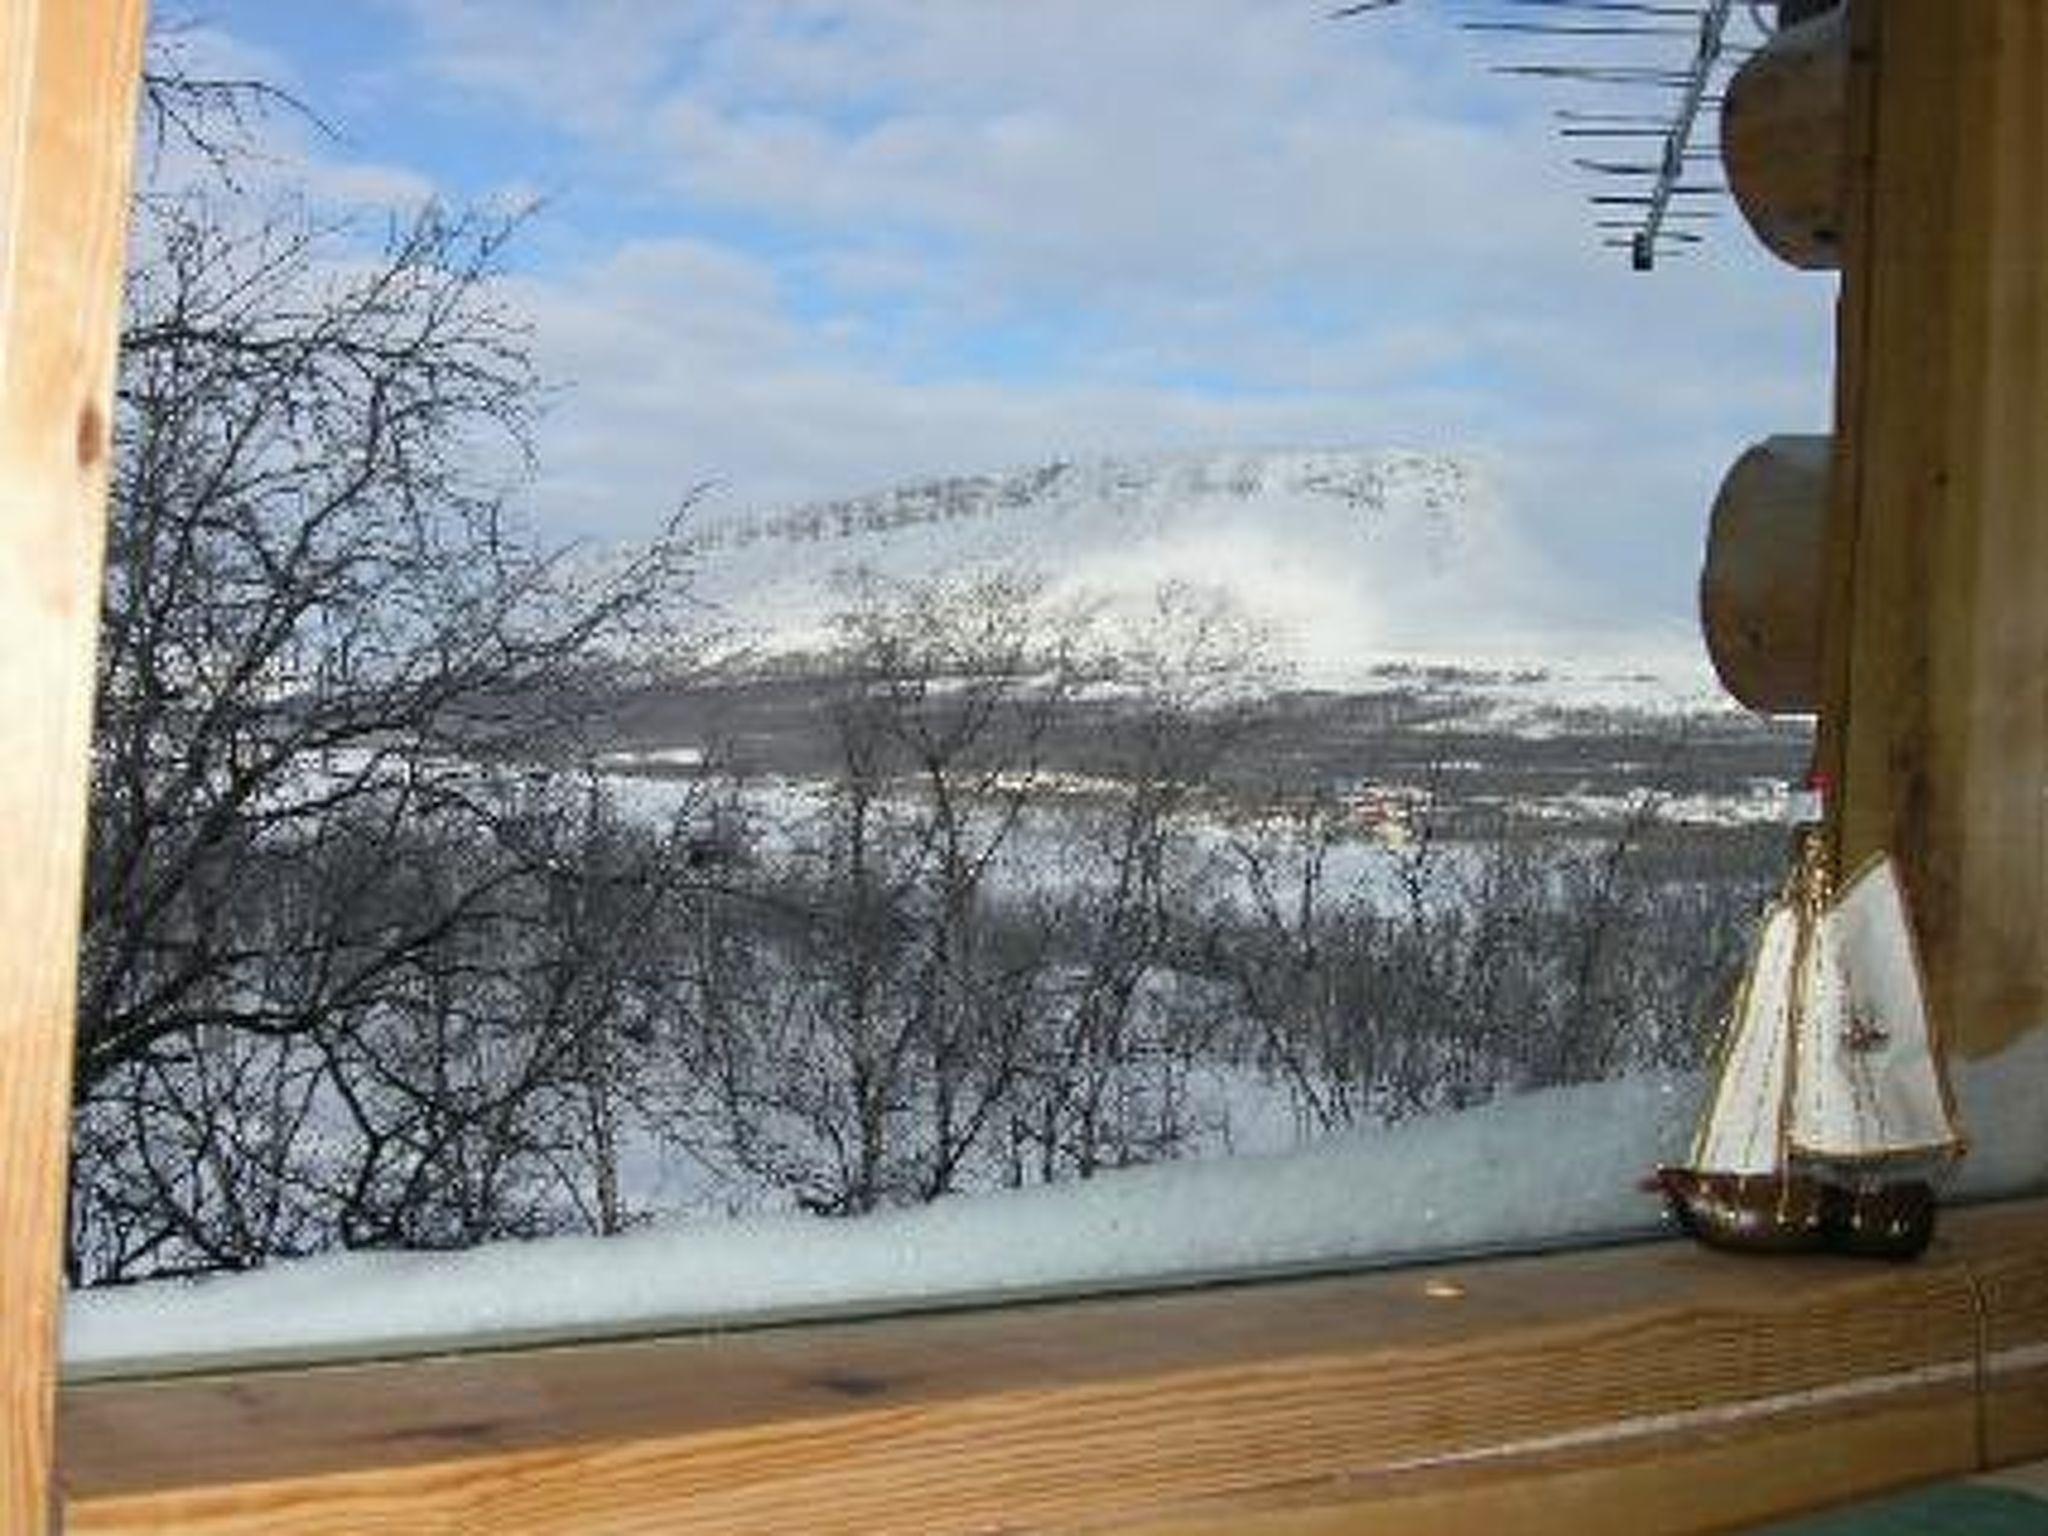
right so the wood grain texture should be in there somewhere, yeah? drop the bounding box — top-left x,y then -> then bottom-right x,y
1811,0 -> 1879,856
1964,1201 -> 2048,1469
1701,434 -> 1830,713
60,1224 -> 1993,1534
1821,0 -> 2048,1059
1722,7 -> 1847,270
0,1 -> 147,1530
1105,1388 -> 1973,1536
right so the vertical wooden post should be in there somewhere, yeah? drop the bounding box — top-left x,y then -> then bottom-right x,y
0,1 -> 146,1526
1821,0 -> 2048,1060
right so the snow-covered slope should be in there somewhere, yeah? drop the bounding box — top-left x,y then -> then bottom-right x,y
688,449 -> 1712,700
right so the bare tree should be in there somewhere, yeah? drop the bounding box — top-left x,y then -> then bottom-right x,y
84,172 -> 696,1076
70,66 -> 703,1280
672,573 -> 1086,1214
1009,583 -> 1269,1180
1220,775 -> 1775,1135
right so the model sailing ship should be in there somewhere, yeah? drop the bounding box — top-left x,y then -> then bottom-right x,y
1655,829 -> 1966,1259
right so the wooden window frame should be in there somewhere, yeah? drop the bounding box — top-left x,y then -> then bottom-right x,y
8,2 -> 2048,1530
1,2 -> 148,1529
43,1201 -> 2048,1533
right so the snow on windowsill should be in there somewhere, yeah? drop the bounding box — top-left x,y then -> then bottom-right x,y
63,1030 -> 2048,1379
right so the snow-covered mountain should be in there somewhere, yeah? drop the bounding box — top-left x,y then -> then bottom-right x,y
685,448 -> 1717,702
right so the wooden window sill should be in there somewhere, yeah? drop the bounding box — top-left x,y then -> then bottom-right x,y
53,1196 -> 2048,1534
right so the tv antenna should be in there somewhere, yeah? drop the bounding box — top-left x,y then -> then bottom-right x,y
1334,0 -> 1813,269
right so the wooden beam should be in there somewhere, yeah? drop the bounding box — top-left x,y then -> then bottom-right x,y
59,1225 -> 1993,1534
1701,434 -> 1830,713
1723,6 -> 1847,271
0,1 -> 147,1528
1821,0 -> 2048,1059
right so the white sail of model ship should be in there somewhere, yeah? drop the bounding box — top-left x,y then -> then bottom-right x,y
1660,839 -> 1965,1257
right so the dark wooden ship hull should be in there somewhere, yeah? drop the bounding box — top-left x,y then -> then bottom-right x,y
1653,1169 -> 1937,1260
1654,1169 -> 1829,1254
1827,1179 -> 1937,1260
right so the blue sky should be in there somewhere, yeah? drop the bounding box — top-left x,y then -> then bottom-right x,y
153,1 -> 1834,631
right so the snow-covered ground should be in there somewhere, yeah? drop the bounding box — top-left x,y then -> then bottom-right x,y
1490,779 -> 1807,830
65,1029 -> 2048,1379
1374,654 -> 1746,735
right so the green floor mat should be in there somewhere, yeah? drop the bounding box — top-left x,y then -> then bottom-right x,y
1758,1484 -> 2048,1535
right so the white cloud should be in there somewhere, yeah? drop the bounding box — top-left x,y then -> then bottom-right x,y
374,0 -> 718,136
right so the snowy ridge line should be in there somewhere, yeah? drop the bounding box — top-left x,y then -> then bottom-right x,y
1372,1358 -> 1979,1478
675,445 -> 1653,692
691,448 -> 1479,553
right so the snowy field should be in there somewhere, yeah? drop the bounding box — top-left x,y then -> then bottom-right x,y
66,1029 -> 2048,1378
